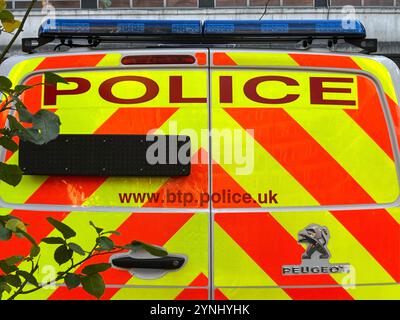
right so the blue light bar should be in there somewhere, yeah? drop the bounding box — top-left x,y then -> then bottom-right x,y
39,19 -> 202,37
203,20 -> 366,38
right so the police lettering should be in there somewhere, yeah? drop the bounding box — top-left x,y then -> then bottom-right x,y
43,74 -> 355,106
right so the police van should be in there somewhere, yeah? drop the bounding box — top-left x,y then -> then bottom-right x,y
0,18 -> 400,300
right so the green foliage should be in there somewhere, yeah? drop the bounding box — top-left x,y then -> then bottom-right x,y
0,4 -> 163,300
81,273 -> 105,299
0,216 -> 169,300
0,70 -> 64,186
47,217 -> 76,239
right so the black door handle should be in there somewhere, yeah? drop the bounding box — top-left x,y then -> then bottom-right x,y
111,255 -> 185,270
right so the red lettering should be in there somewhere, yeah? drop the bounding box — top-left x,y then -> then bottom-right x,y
219,76 -> 233,103
99,76 -> 159,104
44,77 -> 90,105
169,76 -> 207,103
310,77 -> 355,106
244,76 -> 300,104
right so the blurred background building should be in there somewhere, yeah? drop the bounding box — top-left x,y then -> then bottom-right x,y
2,0 -> 400,55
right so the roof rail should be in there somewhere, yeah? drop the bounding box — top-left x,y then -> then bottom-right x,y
21,19 -> 378,54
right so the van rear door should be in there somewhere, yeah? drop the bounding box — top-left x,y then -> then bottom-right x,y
210,49 -> 400,300
0,49 -> 210,300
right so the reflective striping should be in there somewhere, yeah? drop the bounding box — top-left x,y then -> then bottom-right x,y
345,77 -> 394,160
34,54 -> 106,71
271,211 -> 400,299
95,53 -> 122,67
225,107 -> 385,205
226,52 -> 298,67
289,53 -> 360,70
352,56 -> 398,105
0,176 -> 105,260
94,108 -> 179,134
112,288 -> 189,300
214,221 -> 288,291
218,285 -> 400,300
175,274 -> 209,300
218,288 -> 291,300
212,163 -> 352,298
285,108 -> 399,204
216,213 -> 353,299
213,51 -> 400,300
386,94 -> 400,155
224,107 -> 400,283
212,108 -> 318,207
213,52 -> 237,66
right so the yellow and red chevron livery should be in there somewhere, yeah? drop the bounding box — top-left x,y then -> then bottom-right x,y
0,48 -> 399,300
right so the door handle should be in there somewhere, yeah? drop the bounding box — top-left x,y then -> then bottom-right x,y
111,255 -> 185,270
109,246 -> 187,280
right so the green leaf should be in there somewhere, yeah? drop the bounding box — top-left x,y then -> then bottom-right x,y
7,115 -> 25,134
16,102 -> 33,123
0,260 -> 17,274
30,245 -> 40,258
14,84 -> 32,94
64,273 -> 80,289
0,224 -> 12,241
41,236 -> 65,245
127,241 -> 167,257
0,163 -> 23,187
5,274 -> 21,288
18,110 -> 61,145
96,236 -> 114,251
0,282 -> 12,294
4,255 -> 24,266
5,218 -> 26,233
102,230 -> 121,236
0,75 -> 12,90
0,136 -> 18,152
2,19 -> 21,33
68,242 -> 85,256
16,270 -> 38,287
81,273 -> 105,299
89,221 -> 103,235
0,1 -> 7,10
47,217 -> 76,239
44,72 -> 69,85
82,263 -> 111,275
15,228 -> 37,247
54,245 -> 73,265
0,10 -> 14,22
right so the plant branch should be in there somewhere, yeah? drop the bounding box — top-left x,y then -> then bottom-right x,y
13,246 -> 124,297
0,0 -> 37,62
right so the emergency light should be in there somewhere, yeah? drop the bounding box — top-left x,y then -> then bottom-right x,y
203,20 -> 366,38
39,19 -> 365,39
23,18 -> 376,53
39,19 -> 202,37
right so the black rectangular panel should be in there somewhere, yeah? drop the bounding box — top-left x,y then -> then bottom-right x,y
19,134 -> 191,177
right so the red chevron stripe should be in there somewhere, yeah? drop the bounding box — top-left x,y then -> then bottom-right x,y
290,54 -> 394,160
94,108 -> 179,135
345,76 -> 394,159
175,273 -> 209,300
289,53 -> 360,69
225,107 -> 400,281
0,176 -> 105,260
34,54 -> 106,71
213,164 -> 352,300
